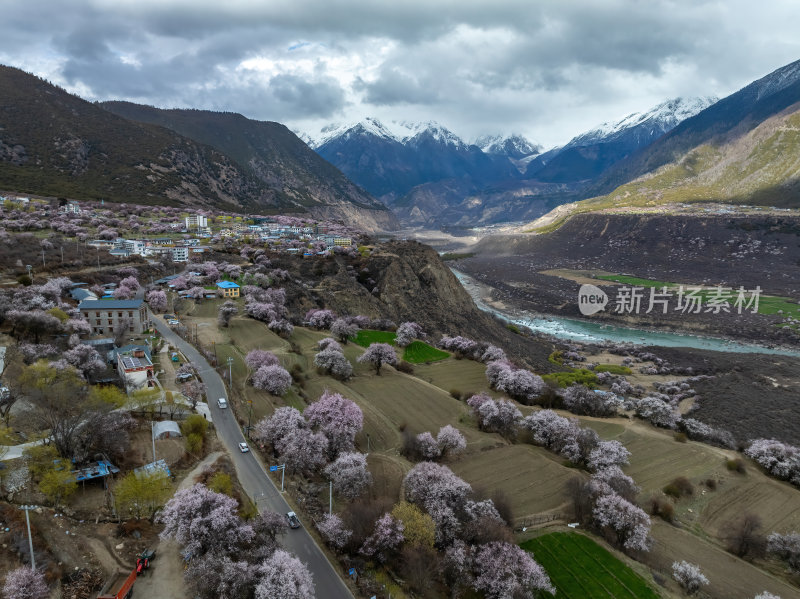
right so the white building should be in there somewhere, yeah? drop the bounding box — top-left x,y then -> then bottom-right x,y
123,239 -> 147,255
171,247 -> 189,262
185,215 -> 208,229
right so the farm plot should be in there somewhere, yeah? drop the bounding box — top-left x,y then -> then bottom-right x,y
401,341 -> 449,364
699,477 -> 800,538
367,453 -> 408,502
451,445 -> 580,520
345,371 -> 473,441
646,520 -> 798,599
413,359 -> 494,398
521,532 -> 661,599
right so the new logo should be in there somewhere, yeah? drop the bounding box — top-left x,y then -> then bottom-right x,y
578,284 -> 608,316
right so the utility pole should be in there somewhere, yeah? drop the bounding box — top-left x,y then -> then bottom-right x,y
227,356 -> 234,385
151,421 -> 156,462
20,505 -> 36,569
247,399 -> 253,439
329,481 -> 333,515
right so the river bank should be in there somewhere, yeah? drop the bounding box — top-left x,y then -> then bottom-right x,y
452,268 -> 800,358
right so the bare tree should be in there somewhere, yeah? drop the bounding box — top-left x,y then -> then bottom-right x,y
726,513 -> 767,560
113,317 -> 132,346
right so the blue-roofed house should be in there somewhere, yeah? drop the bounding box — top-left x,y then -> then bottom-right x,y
216,281 -> 240,298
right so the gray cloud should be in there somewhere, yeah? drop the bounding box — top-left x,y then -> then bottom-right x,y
0,0 -> 798,145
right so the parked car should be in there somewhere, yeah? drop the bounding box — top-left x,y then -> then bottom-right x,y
162,314 -> 176,320
168,319 -> 180,326
286,511 -> 300,529
238,442 -> 249,453
218,398 -> 227,408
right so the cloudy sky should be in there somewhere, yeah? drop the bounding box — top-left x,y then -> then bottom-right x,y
2,0 -> 799,148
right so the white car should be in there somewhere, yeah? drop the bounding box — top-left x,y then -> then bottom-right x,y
238,442 -> 249,453
286,511 -> 300,529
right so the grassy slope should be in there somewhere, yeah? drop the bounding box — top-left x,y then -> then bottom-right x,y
595,273 -> 800,318
526,108 -> 800,234
521,532 -> 660,599
181,304 -> 800,597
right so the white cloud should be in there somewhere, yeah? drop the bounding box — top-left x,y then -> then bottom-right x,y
0,0 -> 798,146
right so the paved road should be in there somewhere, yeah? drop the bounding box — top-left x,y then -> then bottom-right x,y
151,314 -> 354,599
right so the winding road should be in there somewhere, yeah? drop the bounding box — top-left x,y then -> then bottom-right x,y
151,314 -> 354,599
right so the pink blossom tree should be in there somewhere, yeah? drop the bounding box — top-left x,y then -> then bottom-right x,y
466,393 -> 521,438
316,513 -> 353,550
480,345 -> 506,363
268,319 -> 294,337
437,425 -> 467,458
2,567 -> 49,599
254,549 -> 315,599
415,432 -> 441,461
217,300 -> 238,328
159,484 -> 255,558
746,439 -> 800,485
305,309 -> 336,329
592,493 -> 651,551
245,349 -> 280,371
314,347 -> 353,380
185,555 -> 258,599
146,289 -> 168,313
672,561 -> 709,595
330,318 -> 358,343
357,342 -> 398,375
395,322 -> 425,347
61,343 -> 105,378
324,452 -> 373,500
588,440 -> 631,471
304,391 -> 363,457
281,428 -> 329,475
253,407 -> 306,453
360,513 -> 405,563
252,364 -> 292,396
472,542 -> 554,598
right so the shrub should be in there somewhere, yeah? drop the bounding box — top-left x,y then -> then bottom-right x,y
449,389 -> 462,400
727,458 -> 746,473
663,476 -> 693,499
647,496 -> 675,522
396,360 -> 414,374
705,478 -> 717,490
594,364 -> 633,375
674,432 -> 688,443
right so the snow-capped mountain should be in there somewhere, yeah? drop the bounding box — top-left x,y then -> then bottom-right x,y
525,96 -> 716,183
310,118 -> 520,201
566,96 -> 718,148
474,134 -> 541,159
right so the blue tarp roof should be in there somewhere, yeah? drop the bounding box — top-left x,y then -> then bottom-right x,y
134,459 -> 172,478
72,460 -> 120,482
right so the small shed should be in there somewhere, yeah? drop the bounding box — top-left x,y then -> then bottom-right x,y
153,421 -> 182,440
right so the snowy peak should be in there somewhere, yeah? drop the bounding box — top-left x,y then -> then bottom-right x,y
749,58 -> 800,101
310,117 -> 402,148
475,134 -> 541,159
307,118 -> 476,151
568,96 -> 718,148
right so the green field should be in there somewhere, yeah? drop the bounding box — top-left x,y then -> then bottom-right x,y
351,330 -> 450,364
401,341 -> 449,364
351,329 -> 397,347
595,274 -> 799,317
521,532 -> 660,599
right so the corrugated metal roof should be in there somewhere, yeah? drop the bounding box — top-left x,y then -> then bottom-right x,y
78,299 -> 143,310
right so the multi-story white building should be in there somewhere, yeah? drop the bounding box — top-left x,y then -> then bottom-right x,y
185,215 -> 208,229
78,299 -> 150,336
171,247 -> 189,262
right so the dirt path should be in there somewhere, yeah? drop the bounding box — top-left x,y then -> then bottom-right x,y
132,451 -> 224,599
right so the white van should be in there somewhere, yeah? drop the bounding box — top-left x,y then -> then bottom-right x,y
218,398 -> 228,409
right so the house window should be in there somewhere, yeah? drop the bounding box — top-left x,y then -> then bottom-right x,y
95,312 -> 100,317
129,326 -> 134,332
128,311 -> 133,317
118,312 -> 123,317
108,320 -> 113,325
